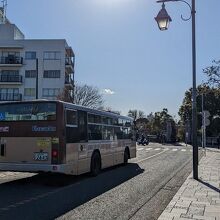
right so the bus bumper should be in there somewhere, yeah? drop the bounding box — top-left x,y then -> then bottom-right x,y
0,163 -> 76,175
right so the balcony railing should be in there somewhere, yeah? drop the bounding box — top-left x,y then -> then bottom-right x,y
0,56 -> 23,65
0,75 -> 22,83
65,58 -> 74,67
65,77 -> 74,87
0,93 -> 22,101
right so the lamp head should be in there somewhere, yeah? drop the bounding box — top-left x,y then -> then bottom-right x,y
155,3 -> 172,31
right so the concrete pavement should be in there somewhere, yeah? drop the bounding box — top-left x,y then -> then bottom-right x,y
158,148 -> 220,220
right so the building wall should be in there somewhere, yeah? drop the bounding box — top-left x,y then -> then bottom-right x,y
0,24 -> 24,40
0,24 -> 74,102
21,40 -> 67,100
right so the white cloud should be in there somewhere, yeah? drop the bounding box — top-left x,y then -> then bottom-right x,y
103,89 -> 115,95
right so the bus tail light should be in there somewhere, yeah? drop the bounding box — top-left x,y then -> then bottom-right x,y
52,149 -> 58,157
51,149 -> 59,164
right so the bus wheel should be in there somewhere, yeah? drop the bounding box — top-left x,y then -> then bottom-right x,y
90,152 -> 101,176
124,148 -> 129,165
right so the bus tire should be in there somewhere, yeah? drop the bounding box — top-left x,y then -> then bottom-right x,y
124,148 -> 129,165
90,151 -> 101,176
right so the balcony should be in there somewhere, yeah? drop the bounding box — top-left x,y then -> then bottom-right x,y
0,56 -> 23,66
0,75 -> 22,84
65,57 -> 75,73
0,93 -> 22,101
65,76 -> 74,89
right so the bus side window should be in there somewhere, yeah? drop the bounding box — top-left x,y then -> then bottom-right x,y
66,110 -> 79,143
78,111 -> 88,142
66,110 -> 77,126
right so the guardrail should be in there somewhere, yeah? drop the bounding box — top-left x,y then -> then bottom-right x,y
0,56 -> 23,65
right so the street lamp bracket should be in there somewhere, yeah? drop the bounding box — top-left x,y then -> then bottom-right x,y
156,0 -> 192,22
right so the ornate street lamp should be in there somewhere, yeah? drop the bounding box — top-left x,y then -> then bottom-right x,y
155,0 -> 198,180
155,3 -> 172,31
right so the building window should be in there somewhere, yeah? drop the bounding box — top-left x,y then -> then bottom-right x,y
25,70 -> 37,78
25,51 -> 36,60
0,88 -> 19,94
42,88 -> 60,97
0,88 -> 19,101
24,88 -> 36,97
43,70 -> 60,78
43,51 -> 61,60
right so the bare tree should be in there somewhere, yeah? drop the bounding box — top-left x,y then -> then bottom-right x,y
99,106 -> 121,115
57,83 -> 104,109
57,87 -> 74,103
74,83 -> 104,109
128,109 -> 145,121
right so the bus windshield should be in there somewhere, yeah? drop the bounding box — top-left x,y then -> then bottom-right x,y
0,102 -> 56,121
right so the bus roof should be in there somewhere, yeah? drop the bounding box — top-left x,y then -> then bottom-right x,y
0,100 -> 133,121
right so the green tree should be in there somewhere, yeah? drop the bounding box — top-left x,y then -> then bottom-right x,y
203,60 -> 220,88
178,85 -> 220,137
145,109 -> 177,142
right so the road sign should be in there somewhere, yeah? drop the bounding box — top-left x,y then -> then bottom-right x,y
205,118 -> 210,126
202,110 -> 210,127
203,110 -> 210,117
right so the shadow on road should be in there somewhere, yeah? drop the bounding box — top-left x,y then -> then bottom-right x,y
0,163 -> 144,220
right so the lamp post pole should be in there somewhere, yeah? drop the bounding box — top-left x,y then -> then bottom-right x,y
155,0 -> 198,180
191,0 -> 198,180
202,93 -> 204,148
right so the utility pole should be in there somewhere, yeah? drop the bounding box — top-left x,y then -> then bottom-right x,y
36,58 -> 38,99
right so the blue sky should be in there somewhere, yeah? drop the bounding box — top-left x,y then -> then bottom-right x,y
7,0 -> 220,117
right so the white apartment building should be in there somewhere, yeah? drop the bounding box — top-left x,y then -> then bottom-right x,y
0,7 -> 75,102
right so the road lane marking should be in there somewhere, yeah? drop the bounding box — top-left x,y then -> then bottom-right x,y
154,148 -> 161,151
172,149 -> 178,151
145,148 -> 152,151
137,148 -> 144,151
181,149 -> 186,152
137,149 -> 169,163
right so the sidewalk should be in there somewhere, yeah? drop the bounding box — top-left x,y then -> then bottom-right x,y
158,149 -> 220,220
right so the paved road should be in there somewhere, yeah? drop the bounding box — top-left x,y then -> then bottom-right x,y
0,143 -> 200,220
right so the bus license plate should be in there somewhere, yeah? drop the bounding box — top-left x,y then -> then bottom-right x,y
34,152 -> 48,161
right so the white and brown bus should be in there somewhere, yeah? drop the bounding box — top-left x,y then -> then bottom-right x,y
0,100 -> 136,176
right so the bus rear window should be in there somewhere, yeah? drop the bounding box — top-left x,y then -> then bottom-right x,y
0,103 -> 56,121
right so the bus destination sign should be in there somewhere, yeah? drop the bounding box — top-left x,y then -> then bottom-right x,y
32,126 -> 56,132
0,126 -> 9,132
